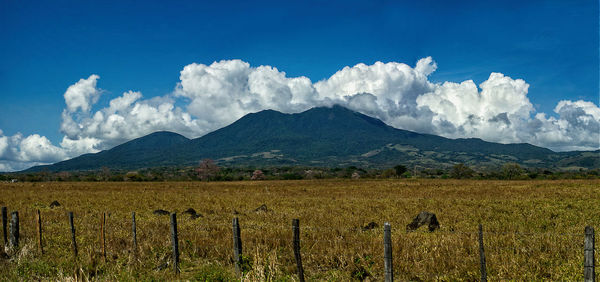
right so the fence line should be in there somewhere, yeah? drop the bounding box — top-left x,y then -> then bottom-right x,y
153,222 -> 587,236
10,209 -> 586,236
0,206 -> 596,281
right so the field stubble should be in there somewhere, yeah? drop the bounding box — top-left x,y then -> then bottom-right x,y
0,179 -> 598,281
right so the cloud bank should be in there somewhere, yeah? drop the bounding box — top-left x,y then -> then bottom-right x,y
1,58 -> 598,171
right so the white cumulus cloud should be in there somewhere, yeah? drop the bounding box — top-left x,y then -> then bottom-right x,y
528,100 -> 600,151
0,57 -> 598,172
61,89 -> 205,151
175,60 -> 319,132
0,133 -> 68,171
416,72 -> 534,143
64,74 -> 101,112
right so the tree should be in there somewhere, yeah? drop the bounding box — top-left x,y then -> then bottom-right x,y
251,170 -> 265,180
101,166 -> 111,181
57,171 -> 72,181
196,159 -> 220,181
502,163 -> 524,180
450,163 -> 474,179
381,168 -> 397,178
124,171 -> 143,181
394,165 -> 407,176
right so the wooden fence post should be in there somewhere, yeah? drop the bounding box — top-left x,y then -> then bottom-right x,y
384,222 -> 393,282
100,212 -> 106,262
170,213 -> 179,274
9,211 -> 19,249
36,210 -> 43,254
478,224 -> 487,282
2,207 -> 7,246
68,212 -> 78,258
292,219 -> 305,282
585,226 -> 595,282
232,217 -> 243,278
131,212 -> 137,251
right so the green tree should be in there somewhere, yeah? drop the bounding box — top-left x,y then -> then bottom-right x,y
502,163 -> 524,180
381,168 -> 397,178
450,163 -> 474,179
394,165 -> 407,176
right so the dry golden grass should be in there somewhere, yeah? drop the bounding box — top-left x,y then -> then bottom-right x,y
0,179 -> 598,281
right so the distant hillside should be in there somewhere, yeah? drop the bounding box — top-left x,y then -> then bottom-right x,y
31,131 -> 189,171
26,106 -> 599,172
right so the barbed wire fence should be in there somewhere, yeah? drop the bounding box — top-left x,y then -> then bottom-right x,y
1,206 -> 596,281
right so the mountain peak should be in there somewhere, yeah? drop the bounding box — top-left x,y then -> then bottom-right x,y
146,131 -> 188,137
123,131 -> 189,148
248,105 -> 364,121
302,104 -> 357,114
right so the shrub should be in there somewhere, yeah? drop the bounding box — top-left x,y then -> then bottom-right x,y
394,165 -> 407,176
502,163 -> 524,180
381,169 -> 397,178
450,163 -> 474,179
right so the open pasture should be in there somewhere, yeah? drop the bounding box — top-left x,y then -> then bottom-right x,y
0,179 -> 598,281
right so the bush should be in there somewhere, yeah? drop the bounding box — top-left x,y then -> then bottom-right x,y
381,168 -> 397,178
394,165 -> 407,176
450,163 -> 474,179
502,163 -> 524,180
282,173 -> 303,180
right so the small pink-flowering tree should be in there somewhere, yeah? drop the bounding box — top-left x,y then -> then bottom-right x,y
196,159 -> 220,181
251,170 -> 265,180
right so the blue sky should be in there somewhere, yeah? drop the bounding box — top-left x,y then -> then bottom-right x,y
0,0 -> 598,171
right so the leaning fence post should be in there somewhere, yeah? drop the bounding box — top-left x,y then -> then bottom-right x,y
100,212 -> 106,262
232,217 -> 243,278
9,211 -> 19,249
170,213 -> 180,274
384,222 -> 393,282
68,212 -> 78,258
2,207 -> 7,246
292,219 -> 305,282
131,212 -> 137,252
585,226 -> 595,282
478,224 -> 487,282
36,209 -> 44,254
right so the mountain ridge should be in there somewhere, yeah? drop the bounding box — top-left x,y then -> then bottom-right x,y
25,106 -> 598,172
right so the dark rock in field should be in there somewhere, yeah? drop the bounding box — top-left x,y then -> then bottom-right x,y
406,211 -> 440,232
362,221 -> 379,231
183,208 -> 203,219
254,204 -> 268,212
153,209 -> 170,216
183,208 -> 197,215
49,200 -> 61,208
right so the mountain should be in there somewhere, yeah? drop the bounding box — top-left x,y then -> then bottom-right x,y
26,106 -> 599,172
32,131 -> 189,171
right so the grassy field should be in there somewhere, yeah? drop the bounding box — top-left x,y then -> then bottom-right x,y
0,179 -> 598,281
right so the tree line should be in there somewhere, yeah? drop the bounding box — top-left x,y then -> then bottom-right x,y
1,160 -> 598,182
